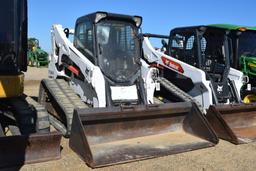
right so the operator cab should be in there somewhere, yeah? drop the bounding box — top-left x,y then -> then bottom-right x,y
73,12 -> 146,106
74,12 -> 142,84
168,26 -> 236,104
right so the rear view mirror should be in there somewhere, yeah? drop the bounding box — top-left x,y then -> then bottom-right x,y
64,28 -> 70,38
161,39 -> 168,48
161,39 -> 168,52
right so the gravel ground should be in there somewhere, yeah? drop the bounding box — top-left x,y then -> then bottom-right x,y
4,67 -> 255,171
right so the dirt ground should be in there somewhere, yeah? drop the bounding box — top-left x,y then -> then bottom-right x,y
6,67 -> 256,171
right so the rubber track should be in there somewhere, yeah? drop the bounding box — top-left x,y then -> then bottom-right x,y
41,79 -> 88,136
157,77 -> 205,113
26,96 -> 50,132
0,122 -> 4,136
8,96 -> 50,135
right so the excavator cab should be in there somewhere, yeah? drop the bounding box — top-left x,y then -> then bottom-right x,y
0,0 -> 27,73
168,26 -> 256,144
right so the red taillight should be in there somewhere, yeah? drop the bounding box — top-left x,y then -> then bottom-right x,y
161,56 -> 184,73
68,65 -> 79,76
149,63 -> 165,69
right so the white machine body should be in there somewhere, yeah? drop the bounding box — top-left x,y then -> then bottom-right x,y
49,25 -> 157,107
143,36 -> 245,110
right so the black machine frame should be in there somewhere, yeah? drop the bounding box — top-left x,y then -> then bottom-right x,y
166,26 -> 240,104
0,0 -> 27,73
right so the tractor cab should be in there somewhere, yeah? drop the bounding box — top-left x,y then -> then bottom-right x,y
209,25 -> 256,72
208,24 -> 256,101
232,29 -> 256,83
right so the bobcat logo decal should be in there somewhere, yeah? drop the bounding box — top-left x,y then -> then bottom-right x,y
217,85 -> 223,93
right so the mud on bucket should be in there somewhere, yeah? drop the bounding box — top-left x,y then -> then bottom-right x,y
69,102 -> 218,168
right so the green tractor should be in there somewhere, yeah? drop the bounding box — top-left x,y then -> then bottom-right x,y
28,38 -> 48,67
210,24 -> 256,103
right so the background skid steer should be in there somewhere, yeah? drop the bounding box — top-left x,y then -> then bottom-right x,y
142,26 -> 256,144
209,24 -> 256,103
0,0 -> 61,168
40,12 -> 218,167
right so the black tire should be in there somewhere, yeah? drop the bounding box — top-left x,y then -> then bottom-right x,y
241,90 -> 256,103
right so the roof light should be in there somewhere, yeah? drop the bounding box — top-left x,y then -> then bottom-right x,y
95,12 -> 107,23
133,16 -> 142,27
239,27 -> 247,32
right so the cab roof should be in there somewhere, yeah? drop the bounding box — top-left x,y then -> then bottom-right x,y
170,25 -> 229,34
76,11 -> 142,27
209,24 -> 256,31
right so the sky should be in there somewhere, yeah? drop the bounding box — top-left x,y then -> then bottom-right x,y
28,0 -> 256,52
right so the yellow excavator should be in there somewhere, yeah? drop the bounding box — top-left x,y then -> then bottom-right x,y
0,0 -> 61,168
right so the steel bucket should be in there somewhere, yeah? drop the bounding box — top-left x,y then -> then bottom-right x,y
69,102 -> 218,168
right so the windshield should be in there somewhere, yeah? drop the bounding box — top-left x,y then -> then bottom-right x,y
238,31 -> 256,57
169,29 -> 227,74
170,28 -> 229,81
96,20 -> 140,83
200,30 -> 228,74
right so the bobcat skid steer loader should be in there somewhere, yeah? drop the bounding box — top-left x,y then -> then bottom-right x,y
142,26 -> 256,144
209,24 -> 256,103
38,12 -> 218,167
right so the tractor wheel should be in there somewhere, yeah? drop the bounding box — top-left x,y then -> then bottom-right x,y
243,94 -> 256,103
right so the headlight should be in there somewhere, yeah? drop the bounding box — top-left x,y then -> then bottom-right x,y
133,16 -> 142,27
95,12 -> 107,23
